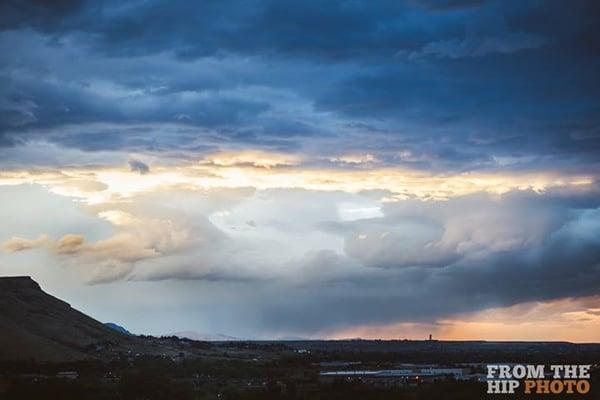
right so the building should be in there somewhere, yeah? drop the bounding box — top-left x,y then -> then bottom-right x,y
56,371 -> 79,380
319,367 -> 471,386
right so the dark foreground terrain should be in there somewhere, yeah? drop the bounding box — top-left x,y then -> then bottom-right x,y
1,277 -> 599,399
1,340 -> 599,400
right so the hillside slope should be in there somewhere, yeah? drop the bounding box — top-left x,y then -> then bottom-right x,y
0,276 -> 133,362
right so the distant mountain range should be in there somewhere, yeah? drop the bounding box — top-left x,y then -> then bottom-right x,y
104,322 -> 132,335
276,336 -> 311,341
170,331 -> 241,341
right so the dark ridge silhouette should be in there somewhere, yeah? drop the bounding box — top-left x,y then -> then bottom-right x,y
0,276 -> 133,362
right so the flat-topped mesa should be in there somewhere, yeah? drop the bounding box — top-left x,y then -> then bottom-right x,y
0,276 -> 41,290
0,275 -> 135,362
0,276 -> 71,309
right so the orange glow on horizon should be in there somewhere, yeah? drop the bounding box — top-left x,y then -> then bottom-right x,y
325,296 -> 600,343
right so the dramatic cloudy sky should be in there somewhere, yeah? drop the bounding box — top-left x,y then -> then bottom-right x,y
1,0 -> 600,341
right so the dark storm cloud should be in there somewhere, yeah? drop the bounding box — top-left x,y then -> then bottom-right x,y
413,0 -> 485,11
0,0 -> 599,170
72,185 -> 599,335
0,0 -> 84,32
248,188 -> 600,333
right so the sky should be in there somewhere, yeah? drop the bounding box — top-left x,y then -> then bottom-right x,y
1,0 -> 600,341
